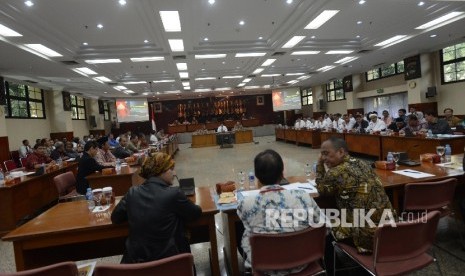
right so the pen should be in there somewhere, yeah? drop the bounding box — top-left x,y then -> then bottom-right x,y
298,186 -> 314,190
404,170 -> 421,174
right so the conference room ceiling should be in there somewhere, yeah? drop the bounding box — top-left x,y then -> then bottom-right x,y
1,0 -> 465,101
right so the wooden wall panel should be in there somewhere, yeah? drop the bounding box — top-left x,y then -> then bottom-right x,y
50,132 -> 74,141
0,136 -> 11,170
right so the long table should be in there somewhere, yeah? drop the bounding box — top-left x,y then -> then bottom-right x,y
191,130 -> 253,148
2,187 -> 220,276
86,166 -> 145,196
222,157 -> 464,276
168,119 -> 261,133
274,128 -> 322,148
0,163 -> 78,235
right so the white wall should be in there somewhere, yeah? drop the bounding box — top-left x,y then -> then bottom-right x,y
6,118 -> 52,150
326,100 -> 348,114
72,120 -> 90,139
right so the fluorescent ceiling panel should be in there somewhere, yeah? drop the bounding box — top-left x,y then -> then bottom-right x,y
123,81 -> 146,84
291,51 -> 320,55
182,81 -> 190,86
114,86 -> 128,91
335,56 -> 359,64
130,57 -> 164,62
216,87 -> 231,90
159,11 -> 182,32
194,89 -> 210,92
195,54 -> 227,59
0,24 -> 22,37
374,35 -> 407,47
235,52 -> 266,57
179,72 -> 189,78
326,50 -> 354,54
252,68 -> 264,74
85,59 -> 121,64
73,67 -> 98,75
176,63 -> 188,70
242,78 -> 252,83
415,12 -> 464,29
168,39 -> 184,52
24,44 -> 62,57
261,74 -> 281,77
317,65 -> 335,72
153,79 -> 175,83
237,83 -> 246,87
282,36 -> 306,48
297,75 -> 310,80
245,86 -> 260,89
261,59 -> 276,66
195,77 -> 216,80
305,10 -> 340,29
94,76 -> 112,82
285,73 -> 305,76
223,76 -> 243,79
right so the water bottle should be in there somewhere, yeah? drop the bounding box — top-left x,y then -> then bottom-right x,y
248,171 -> 256,190
85,188 -> 95,211
427,129 -> 433,138
312,161 -> 318,175
57,157 -> 63,167
0,168 -> 4,185
444,144 -> 452,162
115,159 -> 121,173
85,188 -> 93,200
387,152 -> 394,163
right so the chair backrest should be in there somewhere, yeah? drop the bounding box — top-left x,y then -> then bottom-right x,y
10,150 -> 21,168
53,171 -> 76,196
250,226 -> 326,272
403,178 -> 457,212
93,253 -> 194,276
4,160 -> 17,172
374,210 -> 440,267
0,261 -> 78,276
20,157 -> 27,168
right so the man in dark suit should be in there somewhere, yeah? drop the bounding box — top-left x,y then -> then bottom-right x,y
76,141 -> 113,194
351,114 -> 369,133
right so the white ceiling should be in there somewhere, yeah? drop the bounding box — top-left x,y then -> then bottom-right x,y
1,0 -> 465,101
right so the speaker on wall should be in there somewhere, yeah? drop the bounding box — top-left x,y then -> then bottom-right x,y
98,100 -> 105,114
426,86 -> 437,98
318,99 -> 326,110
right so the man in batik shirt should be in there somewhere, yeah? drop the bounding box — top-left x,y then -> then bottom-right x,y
315,137 -> 396,253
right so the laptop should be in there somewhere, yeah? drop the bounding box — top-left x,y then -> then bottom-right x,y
179,178 -> 195,196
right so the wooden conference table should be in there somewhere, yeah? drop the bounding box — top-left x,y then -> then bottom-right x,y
222,156 -> 465,276
2,186 -> 221,276
191,130 -> 253,148
0,163 -> 78,235
86,166 -> 145,196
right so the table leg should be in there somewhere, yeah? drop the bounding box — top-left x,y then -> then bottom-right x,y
222,212 -> 240,276
208,216 -> 220,276
13,242 -> 26,271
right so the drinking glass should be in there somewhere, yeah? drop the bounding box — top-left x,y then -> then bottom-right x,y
237,171 -> 246,191
87,200 -> 95,211
436,146 -> 445,162
392,152 -> 400,169
304,163 -> 312,182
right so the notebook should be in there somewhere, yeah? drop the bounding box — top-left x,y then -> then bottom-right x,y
179,178 -> 195,196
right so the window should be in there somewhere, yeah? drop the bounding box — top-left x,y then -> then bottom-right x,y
104,102 -> 110,121
440,42 -> 465,84
365,61 -> 404,82
326,79 -> 344,102
71,95 -> 86,120
5,81 -> 45,119
301,88 -> 313,106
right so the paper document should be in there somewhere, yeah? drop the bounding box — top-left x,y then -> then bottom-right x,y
92,205 -> 110,213
282,182 -> 318,193
77,261 -> 96,276
435,162 -> 464,171
392,170 -> 435,178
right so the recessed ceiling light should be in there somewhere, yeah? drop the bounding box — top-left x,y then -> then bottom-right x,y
204,37 -> 209,41
24,1 -> 34,7
305,10 -> 339,29
73,67 -> 98,75
261,74 -> 281,77
124,90 -> 136,94
123,81 -> 146,84
239,20 -> 245,25
287,0 -> 293,4
430,34 -> 437,38
290,51 -> 320,55
176,63 -> 188,70
179,72 -> 189,78
357,21 -> 363,25
325,50 -> 354,54
82,42 -> 88,46
223,76 -> 243,79
195,77 -> 215,81
243,78 -> 252,83
201,68 -> 205,71
94,76 -> 112,82
418,2 -> 425,6
0,24 -> 23,37
335,56 -> 359,64
208,0 -> 215,4
235,52 -> 266,57
287,80 -> 299,84
311,35 -> 316,39
359,0 -> 366,5
104,92 -> 108,94
85,59 -> 122,64
159,11 -> 182,32
97,24 -> 103,29
119,0 -> 127,6
144,40 -> 149,43
182,81 -> 190,86
195,54 -> 226,59
374,35 -> 407,47
153,79 -> 175,83
356,35 -> 361,38
245,86 -> 260,89
282,36 -> 305,48
261,59 -> 276,66
252,68 -> 264,74
168,39 -> 184,52
23,44 -> 63,57
317,65 -> 335,72
130,57 -> 164,62
222,61 -> 226,64
415,12 -> 464,29
285,73 -> 305,76
258,36 -> 263,40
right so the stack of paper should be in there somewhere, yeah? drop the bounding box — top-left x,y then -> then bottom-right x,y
392,170 -> 435,178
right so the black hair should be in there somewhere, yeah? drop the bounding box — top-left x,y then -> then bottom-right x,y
424,110 -> 437,117
327,137 -> 349,153
84,141 -> 98,152
254,149 -> 284,185
398,108 -> 406,114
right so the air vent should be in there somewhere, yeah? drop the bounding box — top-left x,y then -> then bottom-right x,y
357,49 -> 372,54
247,74 -> 256,78
60,60 -> 80,65
23,80 -> 38,84
107,82 -> 118,85
173,55 -> 187,60
272,52 -> 286,56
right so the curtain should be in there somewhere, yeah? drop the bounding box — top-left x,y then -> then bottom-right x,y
363,92 -> 407,118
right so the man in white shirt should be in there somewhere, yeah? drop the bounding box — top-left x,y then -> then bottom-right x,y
294,118 -> 302,129
19,139 -> 33,158
366,113 -> 387,133
299,118 -> 307,129
342,115 -> 355,132
332,113 -> 344,132
217,123 -> 228,132
149,130 -> 158,144
305,118 -> 314,129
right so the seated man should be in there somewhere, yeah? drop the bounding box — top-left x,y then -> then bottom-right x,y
25,144 -> 54,170
50,141 -> 70,161
237,149 -> 323,274
365,113 -> 386,133
316,137 -> 396,253
387,117 -> 406,132
128,136 -> 140,153
19,139 -> 33,158
351,114 -> 369,133
111,152 -> 202,263
95,136 -> 116,166
108,133 -> 119,147
399,114 -> 428,136
149,130 -> 159,144
76,141 -> 113,194
443,108 -> 461,127
217,123 -> 228,132
233,121 -> 243,131
113,136 -> 133,159
64,141 -> 80,159
425,110 -> 452,134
